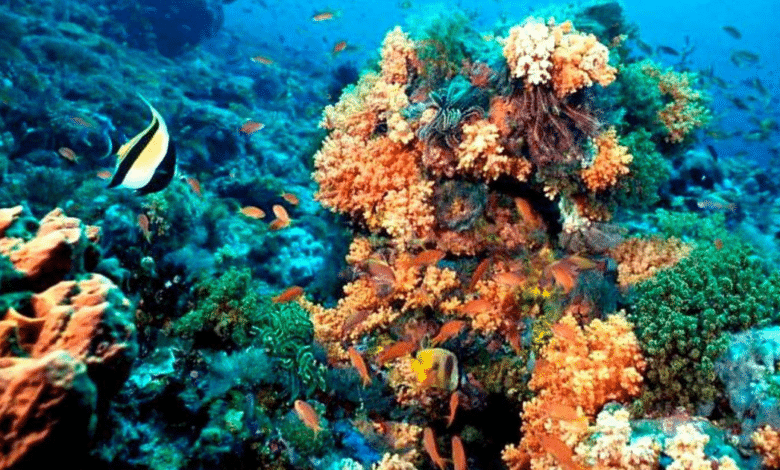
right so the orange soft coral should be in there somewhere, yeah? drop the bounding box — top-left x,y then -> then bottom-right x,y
581,127 -> 633,192
503,314 -> 646,469
380,26 -> 418,85
551,23 -> 617,98
456,119 -> 532,181
753,425 -> 780,469
502,18 -> 616,97
313,132 -> 434,244
609,236 -> 692,287
642,63 -> 711,143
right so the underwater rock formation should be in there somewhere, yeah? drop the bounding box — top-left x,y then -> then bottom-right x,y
0,207 -> 137,469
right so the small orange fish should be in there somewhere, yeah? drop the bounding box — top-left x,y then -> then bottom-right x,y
281,192 -> 299,205
239,121 -> 264,135
539,433 -> 585,470
58,147 -> 78,162
492,271 -> 526,287
468,258 -> 491,291
348,346 -> 372,386
423,427 -> 447,470
186,177 -> 202,197
565,255 -> 598,270
365,257 -> 395,285
272,204 -> 290,221
448,391 -> 461,427
376,340 -> 416,365
461,298 -> 491,315
251,55 -> 273,65
240,206 -> 266,219
542,403 -> 580,421
714,238 -> 723,250
550,322 -> 578,342
137,214 -> 151,242
332,41 -> 347,54
514,197 -> 542,229
544,260 -> 577,294
412,249 -> 446,267
273,286 -> 304,303
97,170 -> 113,180
269,218 -> 291,230
342,310 -> 370,335
505,326 -> 522,355
431,320 -> 466,346
293,399 -> 321,433
312,11 -> 334,21
451,435 -> 467,470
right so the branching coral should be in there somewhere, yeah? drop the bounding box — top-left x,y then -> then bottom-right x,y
581,127 -> 633,192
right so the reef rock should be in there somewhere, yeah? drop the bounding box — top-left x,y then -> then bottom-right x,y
0,207 -> 137,469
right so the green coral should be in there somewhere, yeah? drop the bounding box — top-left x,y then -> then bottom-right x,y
628,218 -> 780,410
172,268 -> 327,397
277,400 -> 334,462
613,129 -> 670,208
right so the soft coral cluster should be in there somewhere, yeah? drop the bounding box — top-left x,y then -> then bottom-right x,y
640,62 -> 711,143
502,18 -> 616,98
502,314 -> 645,470
581,127 -> 633,192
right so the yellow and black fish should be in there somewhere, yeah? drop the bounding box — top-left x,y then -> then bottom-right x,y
411,348 -> 460,392
108,94 -> 176,195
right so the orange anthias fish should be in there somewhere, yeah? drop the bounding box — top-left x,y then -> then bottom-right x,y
543,259 -> 578,294
376,340 -> 416,365
186,177 -> 202,197
239,121 -> 264,135
312,11 -> 334,21
332,41 -> 348,54
461,299 -> 491,315
365,257 -> 396,285
447,391 -> 461,427
293,399 -> 321,433
137,214 -> 151,242
347,346 -> 372,386
492,271 -> 526,287
550,322 -> 578,342
58,147 -> 78,162
281,192 -> 299,205
514,197 -> 542,229
431,320 -> 466,346
423,427 -> 447,470
273,286 -> 304,303
342,309 -> 370,335
97,170 -> 113,180
269,204 -> 291,230
539,433 -> 586,470
240,206 -> 266,219
412,249 -> 446,267
251,55 -> 273,65
468,257 -> 491,291
451,435 -> 467,470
